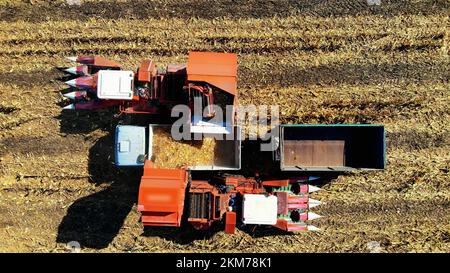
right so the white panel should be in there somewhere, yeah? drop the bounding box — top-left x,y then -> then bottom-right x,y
97,70 -> 134,100
148,125 -> 153,159
191,114 -> 232,134
190,125 -> 231,134
242,194 -> 278,225
119,141 -> 130,152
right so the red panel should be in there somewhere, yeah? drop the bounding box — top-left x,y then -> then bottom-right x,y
224,177 -> 239,187
225,211 -> 236,234
138,60 -> 156,82
74,75 -> 97,89
275,218 -> 307,232
187,51 -> 237,95
273,218 -> 288,231
275,191 -> 289,215
262,179 -> 289,187
138,161 -> 188,227
77,56 -> 121,68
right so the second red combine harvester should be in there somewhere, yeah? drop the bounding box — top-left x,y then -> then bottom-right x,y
138,161 -> 323,233
62,52 -> 386,233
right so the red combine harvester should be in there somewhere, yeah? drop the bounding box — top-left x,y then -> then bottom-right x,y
138,161 -> 322,233
61,51 -> 385,234
63,52 -> 236,133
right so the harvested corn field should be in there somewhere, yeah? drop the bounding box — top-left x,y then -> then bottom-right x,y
0,0 -> 449,253
151,127 -> 216,168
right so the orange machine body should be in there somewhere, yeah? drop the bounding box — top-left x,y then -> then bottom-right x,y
186,51 -> 238,96
138,161 -> 188,227
137,60 -> 157,82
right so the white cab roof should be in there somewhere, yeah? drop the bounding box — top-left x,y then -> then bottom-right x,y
97,70 -> 134,100
242,194 -> 278,225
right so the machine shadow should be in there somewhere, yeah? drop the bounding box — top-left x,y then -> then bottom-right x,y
55,110 -> 142,248
56,165 -> 142,249
55,102 -> 161,249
